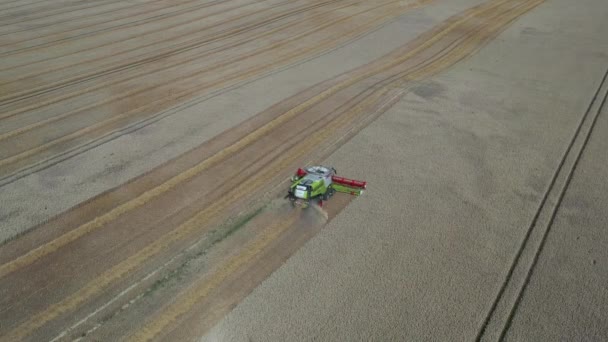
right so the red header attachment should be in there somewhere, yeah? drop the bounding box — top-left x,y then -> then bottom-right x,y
331,176 -> 367,189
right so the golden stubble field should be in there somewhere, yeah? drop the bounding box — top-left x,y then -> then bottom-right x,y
3,0 -> 607,340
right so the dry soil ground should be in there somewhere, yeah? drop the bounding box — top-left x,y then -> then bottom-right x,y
0,0 -> 607,341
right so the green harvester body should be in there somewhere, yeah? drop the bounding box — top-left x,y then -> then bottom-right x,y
287,166 -> 366,208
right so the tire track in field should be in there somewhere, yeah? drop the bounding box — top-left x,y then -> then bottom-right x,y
475,68 -> 608,342
0,0 -> 545,340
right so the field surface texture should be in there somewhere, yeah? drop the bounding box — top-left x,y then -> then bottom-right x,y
0,0 -> 607,341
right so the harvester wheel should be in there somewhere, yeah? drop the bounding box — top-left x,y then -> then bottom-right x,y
326,187 -> 335,198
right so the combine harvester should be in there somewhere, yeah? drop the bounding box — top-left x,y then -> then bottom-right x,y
286,165 -> 367,208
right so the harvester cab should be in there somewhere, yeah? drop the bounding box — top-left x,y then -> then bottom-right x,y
287,165 -> 366,208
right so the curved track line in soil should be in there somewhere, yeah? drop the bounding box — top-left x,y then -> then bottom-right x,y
0,0 -> 516,282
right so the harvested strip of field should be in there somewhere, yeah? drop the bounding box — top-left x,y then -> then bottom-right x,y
0,0 -> 432,178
